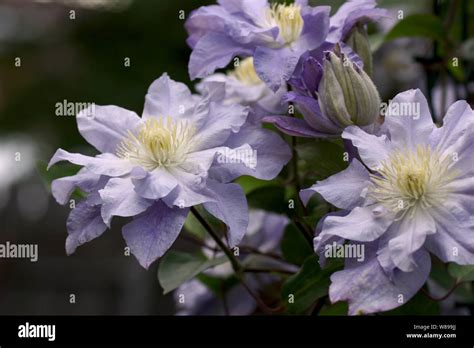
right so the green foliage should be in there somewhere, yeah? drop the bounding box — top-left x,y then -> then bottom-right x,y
281,255 -> 338,314
197,273 -> 240,296
385,14 -> 446,43
383,292 -> 440,315
296,139 -> 347,186
235,176 -> 276,194
280,224 -> 313,265
247,185 -> 287,214
158,251 -> 227,294
448,263 -> 474,282
319,301 -> 349,316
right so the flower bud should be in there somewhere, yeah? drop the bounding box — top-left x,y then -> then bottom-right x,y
318,51 -> 380,128
346,24 -> 373,76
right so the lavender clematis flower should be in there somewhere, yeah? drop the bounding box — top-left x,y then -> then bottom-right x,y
301,89 -> 474,314
195,57 -> 287,118
327,0 -> 389,43
48,73 -> 291,269
186,0 -> 331,92
174,210 -> 292,315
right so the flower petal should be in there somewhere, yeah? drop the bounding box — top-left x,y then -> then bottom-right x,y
209,125 -> 292,181
429,100 -> 474,154
382,89 -> 435,151
122,201 -> 189,269
132,167 -> 179,200
51,168 -> 102,205
254,46 -> 300,92
192,101 -> 249,151
295,6 -> 330,52
264,116 -> 326,137
425,206 -> 474,264
384,207 -> 436,272
330,245 -> 431,315
316,205 -> 393,243
300,159 -> 370,208
188,32 -> 253,79
48,149 -> 133,177
66,197 -> 108,255
99,177 -> 153,226
284,92 -> 341,135
203,181 -> 249,247
163,167 -> 215,208
143,73 -> 195,120
77,105 -> 142,154
342,125 -> 393,170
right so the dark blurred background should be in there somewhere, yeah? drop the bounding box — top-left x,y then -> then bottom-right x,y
0,0 -> 472,315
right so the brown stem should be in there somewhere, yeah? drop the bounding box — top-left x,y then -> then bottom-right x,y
421,281 -> 464,302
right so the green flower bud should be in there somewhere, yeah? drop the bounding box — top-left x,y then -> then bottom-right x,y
346,24 -> 373,76
318,51 -> 380,128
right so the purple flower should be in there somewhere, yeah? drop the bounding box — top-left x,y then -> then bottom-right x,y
327,0 -> 389,43
301,89 -> 474,314
263,0 -> 388,138
48,73 -> 291,269
185,0 -> 330,92
174,210 -> 292,315
195,57 -> 288,118
265,47 -> 380,138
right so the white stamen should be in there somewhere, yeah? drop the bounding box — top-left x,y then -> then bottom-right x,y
117,117 -> 195,170
230,57 -> 262,85
369,145 -> 457,220
265,3 -> 303,45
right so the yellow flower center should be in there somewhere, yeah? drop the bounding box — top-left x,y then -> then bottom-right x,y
369,145 -> 456,219
229,57 -> 262,85
117,117 -> 195,170
265,3 -> 304,45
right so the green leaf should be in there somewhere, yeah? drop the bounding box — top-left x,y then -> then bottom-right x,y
448,263 -> 474,282
247,185 -> 286,214
280,224 -> 313,265
281,255 -> 334,314
197,273 -> 239,296
296,139 -> 347,184
234,176 -> 275,194
385,15 -> 445,43
383,292 -> 440,315
158,251 -> 227,294
319,301 -> 349,316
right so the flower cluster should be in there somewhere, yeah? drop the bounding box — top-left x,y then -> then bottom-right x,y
48,0 -> 474,315
49,74 -> 291,269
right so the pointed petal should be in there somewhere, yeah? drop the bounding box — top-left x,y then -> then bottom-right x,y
330,246 -> 431,315
48,149 -> 133,177
203,181 -> 249,247
66,197 -> 108,255
99,177 -> 153,226
77,105 -> 142,154
300,159 -> 370,208
342,125 -> 393,170
122,202 -> 189,269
